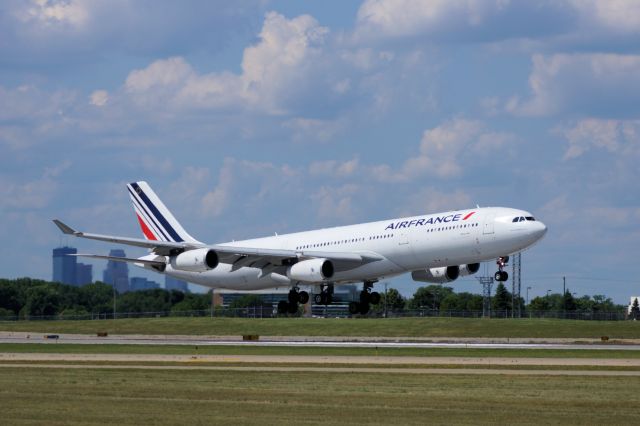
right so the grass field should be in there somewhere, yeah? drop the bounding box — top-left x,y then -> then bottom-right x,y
1,366 -> 638,425
1,317 -> 639,338
2,343 -> 640,359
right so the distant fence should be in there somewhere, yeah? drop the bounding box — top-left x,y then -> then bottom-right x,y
0,307 -> 630,321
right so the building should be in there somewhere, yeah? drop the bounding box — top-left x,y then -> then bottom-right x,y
628,296 -> 640,315
165,276 -> 189,293
103,249 -> 130,293
130,277 -> 161,291
52,246 -> 94,286
52,246 -> 77,285
75,263 -> 93,286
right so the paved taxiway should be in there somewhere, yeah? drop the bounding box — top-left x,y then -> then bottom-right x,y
1,332 -> 639,350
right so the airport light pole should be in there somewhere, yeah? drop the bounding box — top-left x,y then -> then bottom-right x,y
112,276 -> 117,320
526,286 -> 531,305
384,282 -> 388,318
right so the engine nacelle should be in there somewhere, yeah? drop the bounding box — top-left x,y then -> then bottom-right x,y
411,266 -> 460,283
170,248 -> 218,272
459,263 -> 480,276
287,258 -> 334,283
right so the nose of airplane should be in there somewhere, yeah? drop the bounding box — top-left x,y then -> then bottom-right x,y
533,221 -> 547,240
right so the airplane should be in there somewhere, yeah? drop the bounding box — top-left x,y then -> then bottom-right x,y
53,181 -> 547,315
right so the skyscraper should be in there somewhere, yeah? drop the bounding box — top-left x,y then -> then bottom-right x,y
52,246 -> 77,285
76,263 -> 93,286
103,249 -> 129,293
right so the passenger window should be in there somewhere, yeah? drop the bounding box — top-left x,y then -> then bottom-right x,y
512,217 -> 518,222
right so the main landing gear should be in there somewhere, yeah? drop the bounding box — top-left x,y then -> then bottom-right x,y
349,281 -> 381,315
314,284 -> 334,306
277,287 -> 309,315
494,256 -> 509,282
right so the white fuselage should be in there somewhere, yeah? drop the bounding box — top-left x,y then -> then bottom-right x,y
160,207 -> 546,290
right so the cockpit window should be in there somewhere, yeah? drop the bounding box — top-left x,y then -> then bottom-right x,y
525,216 -> 535,221
512,217 -> 519,222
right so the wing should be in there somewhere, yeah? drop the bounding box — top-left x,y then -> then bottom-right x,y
53,220 -> 383,271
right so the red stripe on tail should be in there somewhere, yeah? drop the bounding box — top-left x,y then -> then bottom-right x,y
462,212 -> 476,220
137,214 -> 157,240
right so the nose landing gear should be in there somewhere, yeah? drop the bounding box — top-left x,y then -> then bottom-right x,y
349,281 -> 381,315
494,256 -> 509,282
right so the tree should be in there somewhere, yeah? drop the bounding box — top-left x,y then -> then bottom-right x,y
377,288 -> 405,313
408,285 -> 453,310
562,290 -> 577,311
492,283 -> 511,313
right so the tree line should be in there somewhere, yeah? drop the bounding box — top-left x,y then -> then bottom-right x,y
378,283 -> 624,314
0,278 -> 627,319
0,278 -> 211,319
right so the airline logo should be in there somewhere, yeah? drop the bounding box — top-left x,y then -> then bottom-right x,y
127,182 -> 185,242
385,211 -> 476,231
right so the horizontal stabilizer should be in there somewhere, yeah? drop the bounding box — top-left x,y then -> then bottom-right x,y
53,219 -> 77,235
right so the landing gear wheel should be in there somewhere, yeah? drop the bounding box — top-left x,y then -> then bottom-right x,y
287,302 -> 298,314
500,271 -> 508,281
494,271 -> 503,281
277,300 -> 289,314
298,291 -> 309,304
349,302 -> 360,315
369,292 -> 381,305
359,303 -> 370,315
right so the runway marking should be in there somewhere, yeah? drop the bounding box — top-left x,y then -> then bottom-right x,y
1,363 -> 639,376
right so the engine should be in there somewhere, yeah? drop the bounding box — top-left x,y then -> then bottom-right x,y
459,263 -> 480,276
170,248 -> 218,272
411,266 -> 460,283
287,258 -> 334,283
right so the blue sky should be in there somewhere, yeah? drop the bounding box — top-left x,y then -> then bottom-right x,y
1,0 -> 639,302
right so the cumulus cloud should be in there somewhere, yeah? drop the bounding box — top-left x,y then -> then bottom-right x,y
121,12 -> 331,115
308,159 -> 360,178
353,0 -> 572,44
0,160 -> 70,210
556,118 -> 640,160
1,0 -> 260,63
310,184 -> 361,222
372,118 -> 516,181
89,90 -> 108,107
506,53 -> 640,117
353,0 -> 640,50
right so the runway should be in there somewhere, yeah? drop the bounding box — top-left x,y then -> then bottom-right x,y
1,332 -> 639,350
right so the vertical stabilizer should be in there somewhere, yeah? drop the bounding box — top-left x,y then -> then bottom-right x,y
126,181 -> 200,243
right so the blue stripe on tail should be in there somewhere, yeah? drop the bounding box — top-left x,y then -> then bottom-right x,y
130,182 -> 184,242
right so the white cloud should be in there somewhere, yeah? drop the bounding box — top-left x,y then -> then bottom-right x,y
121,12 -> 330,115
89,90 -> 108,107
2,1 -> 260,63
21,0 -> 89,27
310,184 -> 360,221
570,0 -> 640,34
372,118 -> 516,181
556,118 -> 640,160
507,53 -> 640,117
308,159 -> 359,178
0,161 -> 70,210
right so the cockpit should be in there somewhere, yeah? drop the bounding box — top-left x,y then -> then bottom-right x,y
512,216 -> 536,223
